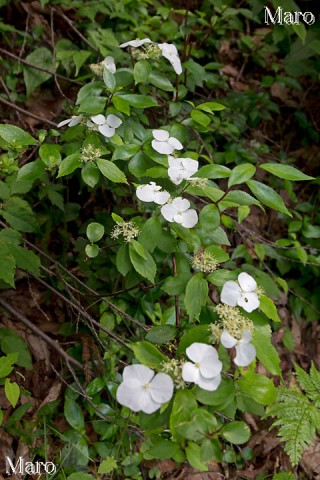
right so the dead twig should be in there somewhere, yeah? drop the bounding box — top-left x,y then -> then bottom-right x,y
0,96 -> 58,127
0,297 -> 84,371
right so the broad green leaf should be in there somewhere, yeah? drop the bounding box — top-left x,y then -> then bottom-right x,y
205,245 -> 230,263
238,372 -> 277,404
64,397 -> 85,432
133,60 -> 151,84
98,457 -> 117,474
191,110 -> 211,127
1,197 -> 38,232
81,163 -> 100,188
116,94 -> 158,108
197,164 -> 231,179
207,269 -> 237,286
199,204 -> 220,231
85,244 -> 99,258
186,442 -> 208,471
228,163 -> 256,188
5,378 -> 20,407
131,239 -> 147,259
0,353 -> 17,377
0,329 -> 32,369
23,47 -> 53,97
260,163 -> 314,181
162,273 -> 192,296
0,228 -> 22,245
148,72 -> 174,91
96,159 -> 128,184
223,190 -> 261,206
18,160 -> 46,181
129,243 -> 156,282
76,81 -> 104,104
175,409 -> 218,442
196,101 -> 225,112
57,153 -> 81,177
221,421 -> 251,445
195,378 -> 235,406
145,325 -> 177,344
293,23 -> 306,44
0,243 -> 16,286
116,244 -> 131,276
86,222 -> 104,243
147,439 -> 182,459
177,325 -> 210,355
247,180 -> 291,216
184,273 -> 208,320
112,96 -> 130,115
39,144 -> 61,168
0,124 -> 37,147
103,66 -> 116,90
78,96 -> 107,114
131,341 -> 166,368
170,389 -> 198,439
73,50 -> 91,76
139,216 -> 163,252
259,295 -> 280,323
8,244 -> 40,276
112,144 -> 140,161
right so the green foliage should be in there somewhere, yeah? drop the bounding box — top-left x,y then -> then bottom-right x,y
267,362 -> 320,466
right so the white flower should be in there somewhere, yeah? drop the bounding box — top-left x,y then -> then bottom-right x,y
221,272 -> 260,313
136,182 -> 170,205
220,330 -> 256,367
161,197 -> 198,228
168,156 -> 199,185
182,343 -> 222,391
102,56 -> 116,73
120,38 -> 152,48
151,129 -> 183,155
90,114 -> 122,138
158,43 -> 182,75
57,115 -> 83,128
116,364 -> 174,414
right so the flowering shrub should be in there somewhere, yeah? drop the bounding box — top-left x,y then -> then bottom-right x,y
0,19 -> 317,477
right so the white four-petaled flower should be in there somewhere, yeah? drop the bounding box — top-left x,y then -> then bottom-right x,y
102,56 -> 116,73
89,114 -> 122,138
151,129 -> 183,155
119,38 -> 152,48
57,115 -> 83,128
161,197 -> 198,228
136,182 -> 170,205
221,272 -> 260,313
220,330 -> 256,367
158,43 -> 182,75
182,343 -> 222,391
168,156 -> 199,185
116,364 -> 174,414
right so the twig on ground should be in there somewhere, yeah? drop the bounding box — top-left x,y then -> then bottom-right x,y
54,8 -> 100,54
0,97 -> 58,127
0,297 -> 84,371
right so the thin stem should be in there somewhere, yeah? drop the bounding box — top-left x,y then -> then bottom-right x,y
0,97 -> 58,127
172,254 -> 180,328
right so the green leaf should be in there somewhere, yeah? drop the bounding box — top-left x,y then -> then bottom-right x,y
0,124 -> 37,148
205,245 -> 230,263
81,163 -> 100,188
139,216 -> 163,252
129,243 -> 156,282
223,190 -> 261,206
162,273 -> 192,296
73,50 -> 91,76
131,341 -> 167,368
112,96 -> 131,115
18,160 -> 46,181
23,47 -> 53,97
57,153 -> 81,178
148,72 -> 174,91
76,81 -> 103,104
199,204 -> 220,231
98,457 -> 117,474
1,197 -> 38,232
131,239 -> 147,259
147,439 -> 182,459
133,60 -> 151,84
247,180 -> 291,216
260,163 -> 314,181
67,474 -> 93,480
145,325 -> 177,344
0,243 -> 16,286
85,244 -> 99,258
207,269 -> 237,286
170,390 -> 198,439
39,144 -> 61,168
196,101 -> 225,112
116,94 -> 158,108
8,244 -> 40,276
0,353 -> 17,378
197,164 -> 231,179
103,66 -> 116,90
221,421 -> 250,445
186,442 -> 208,471
184,273 -> 208,320
195,378 -> 235,406
191,110 -> 211,127
177,325 -> 210,355
112,144 -> 140,161
228,163 -> 256,188
293,23 -> 306,44
5,378 -> 20,408
116,244 -> 131,276
0,329 -> 32,369
96,158 -> 128,184
64,397 -> 85,432
78,96 -> 107,115
86,222 -> 104,243
238,372 -> 277,405
259,295 -> 280,323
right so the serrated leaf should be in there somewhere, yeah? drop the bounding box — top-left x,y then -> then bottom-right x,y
0,243 -> 16,286
57,153 -> 81,177
259,295 -> 280,323
129,243 -> 156,282
247,180 -> 291,216
0,124 -> 37,148
184,273 -> 208,320
228,163 -> 256,187
96,159 -> 127,184
8,244 -> 40,276
23,47 -> 53,97
98,457 -> 117,474
145,325 -> 177,344
1,197 -> 38,232
131,341 -> 166,368
260,163 -> 314,181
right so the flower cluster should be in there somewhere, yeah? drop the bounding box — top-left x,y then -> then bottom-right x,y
119,38 -> 182,75
192,251 -> 219,274
111,221 -> 140,243
161,359 -> 185,389
80,144 -> 102,163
